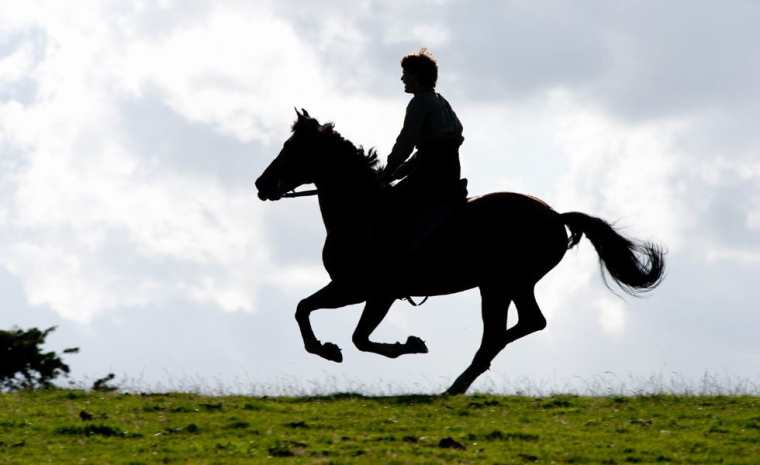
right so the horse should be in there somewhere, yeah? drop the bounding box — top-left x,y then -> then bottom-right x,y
255,108 -> 665,395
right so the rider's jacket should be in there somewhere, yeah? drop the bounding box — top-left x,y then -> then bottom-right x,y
386,91 -> 463,187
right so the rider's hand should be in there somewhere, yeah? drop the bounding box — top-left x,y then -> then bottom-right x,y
379,166 -> 398,184
393,162 -> 412,179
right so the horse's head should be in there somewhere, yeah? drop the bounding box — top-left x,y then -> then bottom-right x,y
256,108 -> 323,201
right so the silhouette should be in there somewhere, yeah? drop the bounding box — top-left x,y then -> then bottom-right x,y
255,109 -> 665,395
383,49 -> 467,252
0,326 -> 78,390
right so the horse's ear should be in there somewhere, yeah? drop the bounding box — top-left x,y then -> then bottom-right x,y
294,107 -> 302,118
301,108 -> 310,118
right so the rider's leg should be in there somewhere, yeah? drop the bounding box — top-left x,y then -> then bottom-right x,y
296,281 -> 365,363
352,297 -> 428,358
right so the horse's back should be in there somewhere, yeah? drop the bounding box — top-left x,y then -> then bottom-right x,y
395,191 -> 567,295
466,191 -> 553,212
462,192 -> 562,239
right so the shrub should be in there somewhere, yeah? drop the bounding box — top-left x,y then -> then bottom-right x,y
0,326 -> 78,390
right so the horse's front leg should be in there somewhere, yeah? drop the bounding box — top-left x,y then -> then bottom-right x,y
351,297 -> 429,358
296,281 -> 364,363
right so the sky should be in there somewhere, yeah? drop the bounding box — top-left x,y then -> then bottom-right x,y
1,1 -> 759,394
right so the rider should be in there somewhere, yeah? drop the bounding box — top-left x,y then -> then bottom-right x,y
383,49 -> 466,249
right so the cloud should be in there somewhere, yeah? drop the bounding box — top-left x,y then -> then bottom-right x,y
1,1 -> 760,390
0,2 -> 303,322
0,1 -> 409,323
119,6 -> 333,144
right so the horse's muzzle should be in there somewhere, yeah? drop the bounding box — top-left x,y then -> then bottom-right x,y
254,176 -> 284,201
255,176 -> 270,201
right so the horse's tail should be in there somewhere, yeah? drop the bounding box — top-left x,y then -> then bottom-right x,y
560,212 -> 665,295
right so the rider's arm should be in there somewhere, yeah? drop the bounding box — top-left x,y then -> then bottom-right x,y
386,97 -> 426,176
389,153 -> 418,180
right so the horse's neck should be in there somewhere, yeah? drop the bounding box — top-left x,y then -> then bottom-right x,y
316,176 -> 376,235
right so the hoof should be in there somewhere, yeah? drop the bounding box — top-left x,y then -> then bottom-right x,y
444,377 -> 471,395
443,385 -> 467,396
405,336 -> 429,354
319,342 -> 343,363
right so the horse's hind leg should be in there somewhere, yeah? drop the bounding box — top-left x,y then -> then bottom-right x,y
352,297 -> 429,358
445,285 -> 511,394
445,284 -> 546,395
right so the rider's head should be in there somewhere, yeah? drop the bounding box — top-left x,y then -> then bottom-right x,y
401,48 -> 437,94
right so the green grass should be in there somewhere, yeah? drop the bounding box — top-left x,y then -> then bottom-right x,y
1,390 -> 759,464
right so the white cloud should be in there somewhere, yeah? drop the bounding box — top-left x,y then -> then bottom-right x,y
594,296 -> 626,336
119,6 -> 334,144
749,197 -> 760,232
0,40 -> 36,82
0,2 -> 303,322
2,137 -> 270,321
546,90 -> 689,251
706,249 -> 760,265
0,1 -> 412,324
265,264 -> 330,295
2,0 -> 760,390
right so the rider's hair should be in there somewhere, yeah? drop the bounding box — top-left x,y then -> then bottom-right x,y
401,48 -> 437,89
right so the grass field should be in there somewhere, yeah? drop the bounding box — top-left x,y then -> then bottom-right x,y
1,390 -> 758,464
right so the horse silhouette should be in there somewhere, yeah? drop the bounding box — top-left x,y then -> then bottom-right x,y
255,109 -> 665,394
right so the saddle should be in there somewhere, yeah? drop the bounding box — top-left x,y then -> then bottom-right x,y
382,178 -> 468,256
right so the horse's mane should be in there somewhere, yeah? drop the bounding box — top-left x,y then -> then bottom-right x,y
292,116 -> 383,183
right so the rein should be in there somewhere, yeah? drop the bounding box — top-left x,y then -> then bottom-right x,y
282,189 -> 319,198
